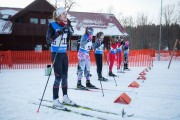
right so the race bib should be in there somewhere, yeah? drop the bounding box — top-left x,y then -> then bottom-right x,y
51,33 -> 68,46
84,41 -> 92,51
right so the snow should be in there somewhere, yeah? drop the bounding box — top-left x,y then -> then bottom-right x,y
0,20 -> 12,34
71,21 -> 123,36
0,9 -> 18,34
68,13 -> 126,36
0,61 -> 180,120
0,9 -> 18,16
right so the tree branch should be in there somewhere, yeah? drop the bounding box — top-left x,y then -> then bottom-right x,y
67,2 -> 76,12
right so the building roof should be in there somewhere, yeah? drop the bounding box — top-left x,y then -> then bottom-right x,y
0,7 -> 22,11
0,0 -> 127,36
0,7 -> 20,17
10,0 -> 55,21
0,7 -> 20,34
68,11 -> 127,36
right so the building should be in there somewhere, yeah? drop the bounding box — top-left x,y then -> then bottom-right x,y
0,0 -> 127,51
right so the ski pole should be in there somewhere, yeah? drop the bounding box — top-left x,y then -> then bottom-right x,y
116,50 -> 120,78
99,76 -> 104,97
104,52 -> 117,86
121,52 -> 124,72
37,30 -> 65,113
121,45 -> 125,72
99,52 -> 104,97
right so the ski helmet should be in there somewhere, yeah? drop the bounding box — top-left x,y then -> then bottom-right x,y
86,27 -> 94,35
56,7 -> 66,17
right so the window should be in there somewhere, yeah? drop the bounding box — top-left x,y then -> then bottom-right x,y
35,45 -> 42,52
30,18 -> 38,24
48,19 -> 53,23
40,19 -> 46,24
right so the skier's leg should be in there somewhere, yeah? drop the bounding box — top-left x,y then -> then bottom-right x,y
61,53 -> 68,96
77,60 -> 86,88
85,56 -> 96,88
109,53 -> 113,72
95,54 -> 102,78
85,57 -> 90,80
51,53 -> 62,100
109,54 -> 116,76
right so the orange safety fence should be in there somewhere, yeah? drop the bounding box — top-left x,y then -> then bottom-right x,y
154,50 -> 180,61
0,49 -> 166,69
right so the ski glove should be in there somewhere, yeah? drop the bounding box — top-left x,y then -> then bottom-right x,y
88,35 -> 93,41
56,26 -> 69,36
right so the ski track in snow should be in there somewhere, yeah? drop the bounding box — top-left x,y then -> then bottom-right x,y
0,61 -> 180,120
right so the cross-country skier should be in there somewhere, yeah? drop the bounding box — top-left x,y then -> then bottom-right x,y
93,32 -> 108,81
108,36 -> 117,77
77,27 -> 97,89
46,7 -> 76,109
123,40 -> 130,70
116,36 -> 125,73
76,36 -> 92,77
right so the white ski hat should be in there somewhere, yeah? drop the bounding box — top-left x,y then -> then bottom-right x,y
56,7 -> 66,16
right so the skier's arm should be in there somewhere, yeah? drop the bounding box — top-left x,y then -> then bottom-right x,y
46,24 -> 59,45
92,39 -> 101,49
80,35 -> 89,48
46,23 -> 69,45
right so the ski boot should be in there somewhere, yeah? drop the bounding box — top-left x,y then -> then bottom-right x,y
117,69 -> 125,73
53,99 -> 65,110
77,81 -> 88,90
98,75 -> 108,81
109,71 -> 117,77
63,95 -> 76,106
86,80 -> 97,89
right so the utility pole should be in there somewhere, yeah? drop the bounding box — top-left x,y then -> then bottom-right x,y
158,0 -> 163,61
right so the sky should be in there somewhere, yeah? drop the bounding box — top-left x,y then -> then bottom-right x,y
0,0 -> 179,23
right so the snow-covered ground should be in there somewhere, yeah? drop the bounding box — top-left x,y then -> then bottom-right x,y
0,61 -> 180,120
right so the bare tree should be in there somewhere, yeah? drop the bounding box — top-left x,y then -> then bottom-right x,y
162,4 -> 178,50
48,0 -> 77,11
136,13 -> 148,26
64,0 -> 77,11
176,1 -> 180,24
134,13 -> 148,49
118,13 -> 134,27
163,4 -> 176,25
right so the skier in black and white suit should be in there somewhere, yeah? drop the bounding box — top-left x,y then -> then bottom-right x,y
46,7 -> 76,109
93,32 -> 108,81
